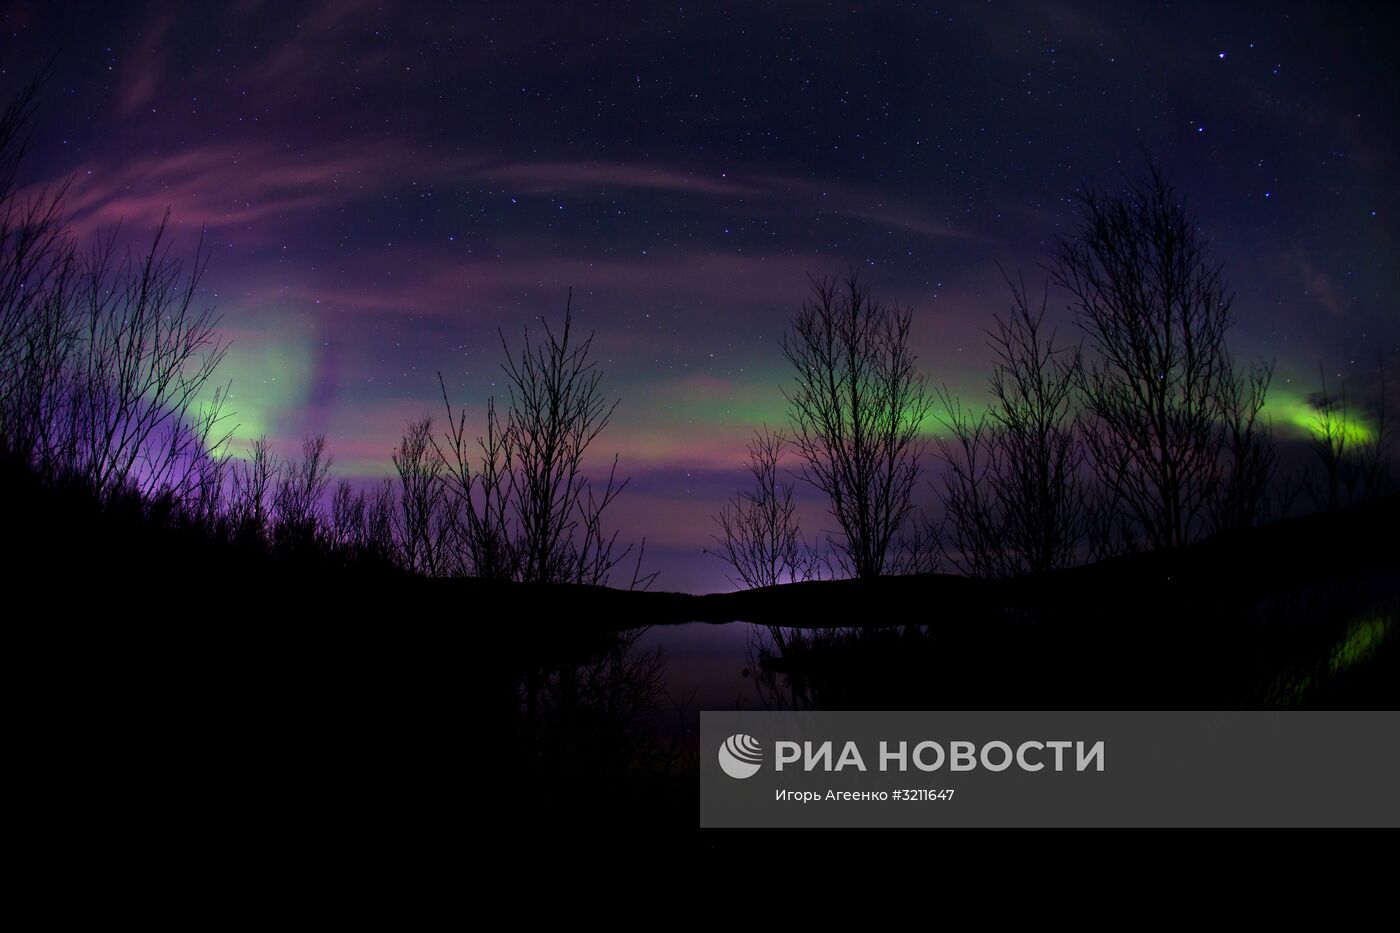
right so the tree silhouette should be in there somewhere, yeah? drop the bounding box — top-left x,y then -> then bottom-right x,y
1052,165 -> 1274,551
781,272 -> 933,579
2,76 -> 231,516
937,272 -> 1089,577
230,435 -> 277,541
67,218 -> 228,500
505,301 -> 620,583
1211,353 -> 1277,532
1,76 -> 76,468
272,433 -> 333,554
393,415 -> 450,575
1307,360 -> 1394,510
434,292 -> 651,587
708,426 -> 821,589
437,391 -> 516,581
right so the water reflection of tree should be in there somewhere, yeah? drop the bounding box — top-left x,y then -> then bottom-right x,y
511,627 -> 697,822
744,579 -> 1397,712
747,625 -> 925,711
748,626 -> 818,710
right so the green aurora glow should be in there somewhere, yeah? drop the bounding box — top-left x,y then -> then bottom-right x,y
193,314 -> 316,457
1263,390 -> 1376,446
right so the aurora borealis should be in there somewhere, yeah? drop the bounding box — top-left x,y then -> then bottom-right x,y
3,2 -> 1396,590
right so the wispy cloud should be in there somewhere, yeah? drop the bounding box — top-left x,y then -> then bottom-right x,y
58,141 -> 480,239
1284,247 -> 1349,318
117,11 -> 177,117
55,142 -> 985,249
484,162 -> 758,198
233,249 -> 826,319
482,160 -> 990,241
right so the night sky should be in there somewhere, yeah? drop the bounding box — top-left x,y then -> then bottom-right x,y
3,1 -> 1396,590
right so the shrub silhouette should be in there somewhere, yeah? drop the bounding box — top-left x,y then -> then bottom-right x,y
1,78 -> 229,507
708,426 -> 822,589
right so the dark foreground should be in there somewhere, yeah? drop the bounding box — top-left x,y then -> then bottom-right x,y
4,470 -> 1397,857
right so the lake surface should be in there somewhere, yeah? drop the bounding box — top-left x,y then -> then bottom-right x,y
634,621 -> 769,720
510,576 -> 1398,754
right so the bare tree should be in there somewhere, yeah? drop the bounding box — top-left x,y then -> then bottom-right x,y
781,272 -> 933,579
708,426 -> 821,589
502,298 -> 628,585
330,479 -> 366,551
1211,354 -> 1278,531
364,478 -> 397,562
0,76 -> 78,468
1052,164 -> 1272,551
2,77 -> 231,519
436,391 -> 518,581
272,433 -> 333,552
2,78 -> 407,575
65,217 -> 228,500
230,435 -> 278,540
393,415 -> 448,575
176,382 -> 236,525
936,272 -> 1089,577
1307,359 -> 1394,510
434,292 -> 650,587
933,395 -> 1000,577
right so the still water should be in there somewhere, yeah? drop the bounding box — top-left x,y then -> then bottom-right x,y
512,589 -> 1398,752
634,622 -> 766,718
